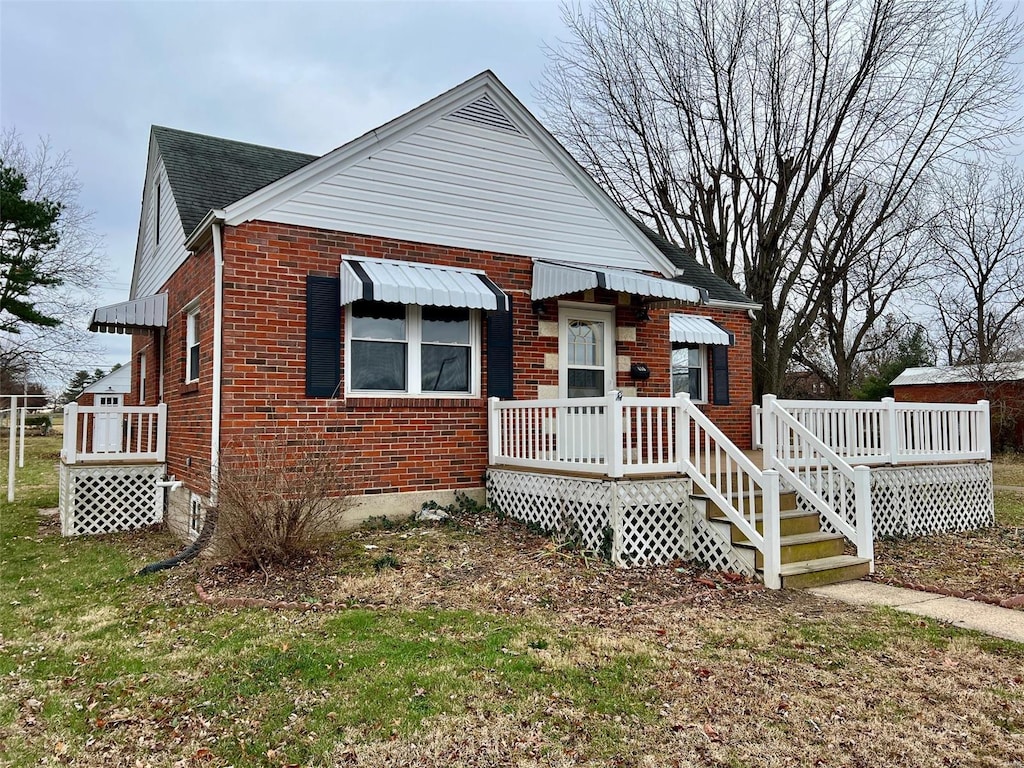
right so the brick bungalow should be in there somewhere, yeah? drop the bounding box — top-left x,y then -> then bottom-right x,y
85,71 -> 758,540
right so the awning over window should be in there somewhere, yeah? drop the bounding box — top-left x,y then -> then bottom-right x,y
89,293 -> 168,334
531,260 -> 703,304
670,314 -> 733,346
340,256 -> 509,312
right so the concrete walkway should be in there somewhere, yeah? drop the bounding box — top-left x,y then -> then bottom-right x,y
809,581 -> 1024,644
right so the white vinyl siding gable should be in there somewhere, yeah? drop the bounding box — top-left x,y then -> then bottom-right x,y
260,115 -> 659,272
132,155 -> 188,299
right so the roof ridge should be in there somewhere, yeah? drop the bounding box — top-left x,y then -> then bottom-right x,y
151,125 -> 319,160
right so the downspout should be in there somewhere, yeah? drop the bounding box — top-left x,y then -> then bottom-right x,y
210,219 -> 225,505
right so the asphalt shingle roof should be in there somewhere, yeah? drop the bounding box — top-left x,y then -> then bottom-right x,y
631,219 -> 754,305
152,126 -> 317,236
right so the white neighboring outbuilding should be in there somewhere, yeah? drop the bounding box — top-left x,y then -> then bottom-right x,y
79,365 -> 132,399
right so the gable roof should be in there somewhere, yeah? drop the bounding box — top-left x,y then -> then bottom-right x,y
632,220 -> 755,306
202,71 -> 682,277
81,364 -> 131,396
152,126 -> 316,235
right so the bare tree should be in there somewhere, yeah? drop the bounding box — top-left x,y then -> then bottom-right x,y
0,128 -> 104,387
927,161 -> 1024,366
541,0 -> 1023,395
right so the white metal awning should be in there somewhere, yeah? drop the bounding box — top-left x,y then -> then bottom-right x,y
89,294 -> 168,334
670,314 -> 733,346
340,256 -> 509,311
531,260 -> 703,303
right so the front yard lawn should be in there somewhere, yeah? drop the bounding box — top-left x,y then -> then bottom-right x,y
1,437 -> 1022,766
872,490 -> 1024,602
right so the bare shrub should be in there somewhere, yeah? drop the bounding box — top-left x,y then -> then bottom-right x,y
209,437 -> 352,569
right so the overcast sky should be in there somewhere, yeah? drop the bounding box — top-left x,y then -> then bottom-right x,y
1,0 -> 568,373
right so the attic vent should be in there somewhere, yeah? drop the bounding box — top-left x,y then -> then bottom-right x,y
447,95 -> 522,134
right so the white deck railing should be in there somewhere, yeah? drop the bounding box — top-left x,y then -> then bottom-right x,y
61,402 -> 167,464
488,393 -> 781,587
761,395 -> 873,570
752,397 -> 990,464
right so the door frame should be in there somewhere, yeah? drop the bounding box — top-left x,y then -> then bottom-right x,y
557,302 -> 616,399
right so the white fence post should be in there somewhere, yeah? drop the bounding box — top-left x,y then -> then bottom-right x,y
62,403 -> 78,464
18,405 -> 26,468
854,465 -> 874,572
751,404 -> 762,449
761,469 -> 782,590
761,394 -> 777,470
977,400 -> 991,460
882,397 -> 899,465
487,397 -> 500,466
7,395 -> 16,502
607,391 -> 623,478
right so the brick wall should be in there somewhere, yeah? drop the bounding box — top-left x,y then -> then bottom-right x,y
132,245 -> 215,494
142,220 -> 756,498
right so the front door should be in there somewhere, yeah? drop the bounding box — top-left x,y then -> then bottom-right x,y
93,394 -> 123,453
559,305 -> 615,461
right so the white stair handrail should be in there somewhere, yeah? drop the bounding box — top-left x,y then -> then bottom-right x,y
763,395 -> 874,570
678,394 -> 781,590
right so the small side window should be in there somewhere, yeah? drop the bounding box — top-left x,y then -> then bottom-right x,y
188,492 -> 204,540
671,344 -> 708,402
138,353 -> 147,404
185,305 -> 200,383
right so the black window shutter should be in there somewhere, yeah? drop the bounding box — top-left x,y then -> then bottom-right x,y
306,275 -> 341,398
486,299 -> 514,399
711,345 -> 730,405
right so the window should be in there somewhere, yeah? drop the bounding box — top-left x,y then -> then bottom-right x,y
348,301 -> 476,395
189,492 -> 204,540
138,353 -> 146,404
185,305 -> 200,382
671,344 -> 707,402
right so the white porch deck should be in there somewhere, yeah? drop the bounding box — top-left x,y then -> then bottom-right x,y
58,403 -> 167,536
487,395 -> 993,588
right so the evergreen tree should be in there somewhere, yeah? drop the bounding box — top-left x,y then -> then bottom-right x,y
0,162 -> 64,332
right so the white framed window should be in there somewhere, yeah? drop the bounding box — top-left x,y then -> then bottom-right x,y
671,344 -> 708,403
188,492 -> 204,540
346,301 -> 479,396
185,303 -> 200,383
138,353 -> 147,404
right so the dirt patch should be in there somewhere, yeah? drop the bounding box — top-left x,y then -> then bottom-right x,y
196,513 -> 773,628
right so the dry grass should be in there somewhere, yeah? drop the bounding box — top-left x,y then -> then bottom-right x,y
993,453 -> 1024,488
872,490 -> 1024,601
3,441 -> 1023,767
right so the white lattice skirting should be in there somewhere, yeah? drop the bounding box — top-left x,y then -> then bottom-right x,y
806,462 -> 994,538
59,462 -> 165,536
486,469 -> 755,574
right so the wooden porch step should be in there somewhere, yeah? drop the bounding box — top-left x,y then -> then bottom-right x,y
697,489 -> 798,518
708,509 -> 821,542
738,531 -> 846,566
777,555 -> 871,589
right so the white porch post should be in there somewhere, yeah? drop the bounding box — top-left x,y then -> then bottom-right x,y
882,397 -> 899,465
487,397 -> 500,466
62,403 -> 78,465
761,394 -> 777,470
977,400 -> 991,460
676,393 -> 689,472
750,404 -> 762,449
854,465 -> 874,572
156,403 -> 168,462
761,468 -> 782,590
607,391 -> 623,479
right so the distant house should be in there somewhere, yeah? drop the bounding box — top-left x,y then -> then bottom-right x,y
892,363 -> 1024,450
76,365 -> 131,406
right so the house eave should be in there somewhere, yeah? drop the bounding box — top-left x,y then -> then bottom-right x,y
184,209 -> 227,252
